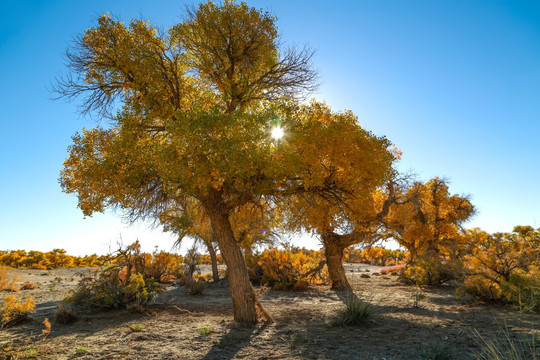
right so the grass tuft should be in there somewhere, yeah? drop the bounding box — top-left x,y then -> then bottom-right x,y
472,326 -> 538,360
331,294 -> 374,327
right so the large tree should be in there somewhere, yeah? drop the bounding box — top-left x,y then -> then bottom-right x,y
58,1 -> 392,323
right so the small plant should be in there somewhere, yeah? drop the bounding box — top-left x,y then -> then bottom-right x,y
75,346 -> 89,354
412,287 -> 426,309
0,294 -> 36,328
218,332 -> 233,347
421,339 -> 455,360
54,302 -> 78,324
24,346 -> 37,358
42,318 -> 51,340
331,294 -> 373,327
0,268 -> 19,292
199,324 -> 212,336
49,284 -> 56,291
186,278 -> 206,295
129,323 -> 145,332
20,282 -> 38,290
472,327 -> 538,360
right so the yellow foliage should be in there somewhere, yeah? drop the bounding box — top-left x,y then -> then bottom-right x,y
0,294 -> 35,328
462,227 -> 539,312
0,268 -> 19,292
0,249 -> 111,269
249,248 -> 327,290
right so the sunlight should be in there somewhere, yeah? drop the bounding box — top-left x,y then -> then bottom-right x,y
271,126 -> 284,140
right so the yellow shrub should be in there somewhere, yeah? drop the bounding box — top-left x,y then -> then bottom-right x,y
0,268 -> 19,292
248,248 -> 327,290
1,294 -> 35,328
462,227 -> 539,312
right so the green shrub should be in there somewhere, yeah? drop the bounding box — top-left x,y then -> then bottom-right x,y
129,324 -> 145,332
66,242 -> 164,311
67,265 -> 159,311
75,346 -> 89,354
199,324 -> 212,336
24,346 -> 37,358
331,294 -> 373,327
421,339 -> 455,360
402,257 -> 463,286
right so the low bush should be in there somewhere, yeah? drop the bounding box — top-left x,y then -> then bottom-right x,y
401,257 -> 463,286
0,268 -> 19,292
0,294 -> 35,328
54,302 -> 78,324
248,248 -> 327,291
66,241 -> 163,312
462,227 -> 539,312
331,294 -> 373,327
380,264 -> 406,275
186,278 -> 206,295
421,339 -> 455,360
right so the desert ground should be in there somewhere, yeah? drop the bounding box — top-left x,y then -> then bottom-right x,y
1,264 -> 538,359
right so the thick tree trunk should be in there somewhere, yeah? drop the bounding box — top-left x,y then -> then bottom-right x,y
203,192 -> 271,324
322,233 -> 352,291
207,238 -> 220,282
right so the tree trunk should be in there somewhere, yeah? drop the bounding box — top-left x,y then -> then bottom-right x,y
203,193 -> 271,324
207,237 -> 220,282
322,233 -> 352,291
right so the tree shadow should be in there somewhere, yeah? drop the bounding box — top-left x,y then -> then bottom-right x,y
202,323 -> 269,360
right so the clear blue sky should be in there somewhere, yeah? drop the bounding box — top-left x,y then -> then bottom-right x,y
1,0 -> 539,255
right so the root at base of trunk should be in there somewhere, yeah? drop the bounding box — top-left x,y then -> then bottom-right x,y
255,299 -> 273,323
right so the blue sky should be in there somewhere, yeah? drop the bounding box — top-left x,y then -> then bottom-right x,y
1,0 -> 539,255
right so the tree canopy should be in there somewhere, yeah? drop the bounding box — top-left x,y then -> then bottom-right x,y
58,1 -> 396,323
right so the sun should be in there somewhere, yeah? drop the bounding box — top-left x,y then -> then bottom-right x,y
271,126 -> 284,140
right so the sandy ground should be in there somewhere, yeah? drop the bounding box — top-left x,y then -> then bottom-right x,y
1,264 -> 538,359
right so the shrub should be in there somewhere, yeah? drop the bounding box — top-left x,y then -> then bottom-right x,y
67,265 -> 159,312
75,346 -> 89,354
380,264 -> 406,275
54,302 -> 78,324
24,346 -> 37,358
199,324 -> 212,336
0,268 -> 19,292
248,248 -> 327,290
462,227 -> 539,312
421,339 -> 455,360
20,282 -> 38,290
331,294 -> 373,327
129,324 -> 145,332
186,278 -> 206,295
401,257 -> 463,286
0,294 -> 35,328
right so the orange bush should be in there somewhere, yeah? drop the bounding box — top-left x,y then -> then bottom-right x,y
248,248 -> 327,290
346,247 -> 408,266
461,227 -> 539,312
